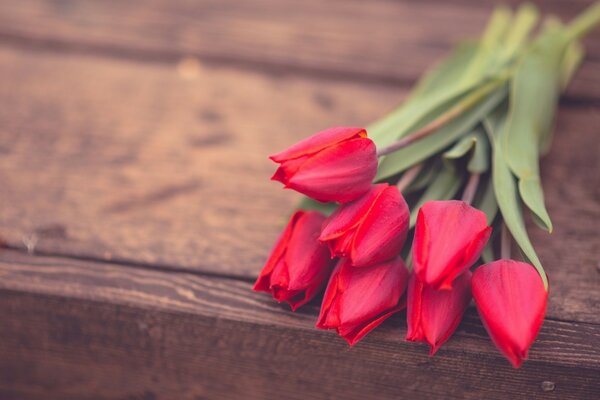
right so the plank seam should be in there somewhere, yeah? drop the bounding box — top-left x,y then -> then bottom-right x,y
0,30 -> 598,107
2,244 -> 597,328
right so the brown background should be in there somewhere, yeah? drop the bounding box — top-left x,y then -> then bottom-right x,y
0,0 -> 598,399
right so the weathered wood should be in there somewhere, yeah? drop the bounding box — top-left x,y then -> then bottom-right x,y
0,250 -> 598,400
0,45 -> 400,277
0,44 -> 598,325
0,0 -> 599,396
0,0 -> 598,101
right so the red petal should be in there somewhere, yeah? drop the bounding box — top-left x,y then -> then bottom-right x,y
270,156 -> 309,185
326,231 -> 355,259
286,137 -> 377,203
413,200 -> 491,289
337,306 -> 402,346
333,258 -> 408,328
317,257 -> 409,345
351,185 -> 409,266
319,184 -> 386,242
316,261 -> 344,328
255,211 -> 334,312
270,127 -> 366,162
406,273 -> 425,342
253,211 -> 303,292
472,260 -> 548,368
284,211 -> 331,290
420,271 -> 472,355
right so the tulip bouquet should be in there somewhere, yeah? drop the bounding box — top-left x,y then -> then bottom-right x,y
254,3 -> 600,368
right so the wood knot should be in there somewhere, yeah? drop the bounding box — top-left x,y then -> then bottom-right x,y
540,381 -> 555,392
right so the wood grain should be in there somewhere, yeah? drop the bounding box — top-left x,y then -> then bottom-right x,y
0,46 -> 598,325
0,0 -> 599,398
0,250 -> 598,400
0,0 -> 598,101
0,45 -> 402,277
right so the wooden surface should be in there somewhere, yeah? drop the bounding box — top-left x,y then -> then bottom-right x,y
0,0 -> 599,399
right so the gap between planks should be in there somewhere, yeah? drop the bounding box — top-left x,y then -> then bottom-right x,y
1,245 -> 597,329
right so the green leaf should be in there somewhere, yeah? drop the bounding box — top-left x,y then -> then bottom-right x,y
376,81 -> 508,180
296,197 -> 337,216
443,135 -> 476,160
460,4 -> 538,86
484,105 -> 548,289
403,160 -> 441,193
367,43 -> 479,149
408,165 -> 463,227
501,24 -> 569,233
368,39 -> 509,152
481,218 -> 501,264
410,42 -> 479,99
460,5 -> 512,85
444,126 -> 490,174
468,128 -> 490,174
474,173 -> 498,225
500,3 -> 539,62
566,1 -> 600,41
560,39 -> 584,92
481,244 -> 495,264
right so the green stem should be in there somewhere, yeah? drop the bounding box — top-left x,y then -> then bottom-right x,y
461,173 -> 480,205
501,222 -> 511,259
567,2 -> 600,40
396,163 -> 423,192
376,76 -> 508,157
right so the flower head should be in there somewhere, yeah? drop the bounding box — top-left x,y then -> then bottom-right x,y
316,257 -> 409,345
472,260 -> 548,368
254,210 -> 335,310
406,271 -> 472,355
319,184 -> 409,267
270,127 -> 377,203
412,200 -> 491,289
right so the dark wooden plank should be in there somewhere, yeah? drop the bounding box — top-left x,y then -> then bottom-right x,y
0,250 -> 598,400
0,45 -> 598,325
0,0 -> 598,101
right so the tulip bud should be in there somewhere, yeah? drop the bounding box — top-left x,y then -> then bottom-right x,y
316,257 -> 409,345
412,200 -> 491,289
270,127 -> 377,203
472,260 -> 548,368
406,271 -> 472,355
254,210 -> 335,311
319,184 -> 410,267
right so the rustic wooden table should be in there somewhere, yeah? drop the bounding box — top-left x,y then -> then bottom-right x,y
0,0 -> 598,399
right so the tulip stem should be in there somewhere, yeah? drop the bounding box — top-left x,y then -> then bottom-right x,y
461,173 -> 480,205
501,222 -> 511,259
376,78 -> 505,157
396,163 -> 423,193
376,105 -> 463,156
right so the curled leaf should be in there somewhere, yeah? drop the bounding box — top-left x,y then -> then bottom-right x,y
444,126 -> 490,174
501,23 -> 569,233
485,106 -> 548,289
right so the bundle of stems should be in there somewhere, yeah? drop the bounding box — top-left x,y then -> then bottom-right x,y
301,2 -> 600,288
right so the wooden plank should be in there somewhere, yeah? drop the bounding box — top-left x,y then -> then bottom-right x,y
0,46 -> 598,326
0,45 -> 401,277
0,250 -> 598,400
0,0 -> 598,101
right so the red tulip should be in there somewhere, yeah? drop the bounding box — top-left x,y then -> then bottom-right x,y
412,200 -> 491,289
316,257 -> 409,345
270,127 -> 377,203
319,184 -> 410,267
253,210 -> 335,311
406,271 -> 472,355
472,260 -> 548,368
